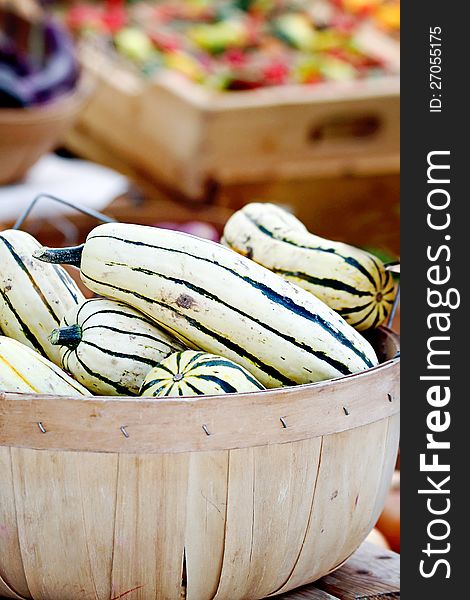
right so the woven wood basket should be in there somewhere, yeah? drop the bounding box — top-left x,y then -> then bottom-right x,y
0,326 -> 399,600
0,80 -> 90,186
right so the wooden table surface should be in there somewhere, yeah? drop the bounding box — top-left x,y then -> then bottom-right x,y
276,542 -> 399,600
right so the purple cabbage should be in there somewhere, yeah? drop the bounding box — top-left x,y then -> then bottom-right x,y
0,12 -> 79,108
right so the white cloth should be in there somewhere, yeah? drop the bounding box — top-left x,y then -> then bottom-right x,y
0,154 -> 128,223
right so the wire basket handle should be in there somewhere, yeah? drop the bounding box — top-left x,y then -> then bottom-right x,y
384,261 -> 400,329
13,193 -> 117,231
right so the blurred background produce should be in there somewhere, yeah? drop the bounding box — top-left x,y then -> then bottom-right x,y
0,0 -> 87,183
0,3 -> 79,107
57,0 -> 393,90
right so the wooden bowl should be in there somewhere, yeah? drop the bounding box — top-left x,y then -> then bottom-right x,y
0,327 -> 399,600
0,79 -> 89,186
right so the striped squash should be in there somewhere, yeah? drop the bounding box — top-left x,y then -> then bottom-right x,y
50,298 -> 186,396
35,222 -> 378,388
140,350 -> 265,397
0,336 -> 89,396
0,229 -> 84,364
222,203 -> 396,331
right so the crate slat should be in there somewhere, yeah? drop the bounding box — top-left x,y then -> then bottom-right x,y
67,36 -> 399,200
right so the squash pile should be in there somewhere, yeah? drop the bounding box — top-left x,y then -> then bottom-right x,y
0,203 -> 396,399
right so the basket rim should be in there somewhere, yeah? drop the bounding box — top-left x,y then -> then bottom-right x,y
0,327 -> 399,454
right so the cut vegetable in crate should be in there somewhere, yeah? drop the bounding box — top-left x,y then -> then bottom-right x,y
140,350 -> 265,397
49,297 -> 186,396
0,229 -> 85,365
62,0 -> 391,90
0,336 -> 89,396
35,222 -> 378,388
222,203 -> 396,331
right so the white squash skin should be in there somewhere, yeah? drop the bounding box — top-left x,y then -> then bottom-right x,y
76,222 -> 378,389
222,203 -> 396,332
56,298 -> 186,396
0,336 -> 89,396
0,229 -> 84,364
140,351 -> 265,398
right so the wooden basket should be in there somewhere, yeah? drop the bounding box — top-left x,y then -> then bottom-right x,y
0,327 -> 399,600
0,79 -> 90,186
67,27 -> 400,201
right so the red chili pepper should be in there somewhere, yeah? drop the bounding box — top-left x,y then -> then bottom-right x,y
263,60 -> 289,85
149,32 -> 181,53
223,48 -> 247,68
105,0 -> 125,9
330,14 -> 357,34
102,7 -> 127,34
356,56 -> 385,70
65,5 -> 103,32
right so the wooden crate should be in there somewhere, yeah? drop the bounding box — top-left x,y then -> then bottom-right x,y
66,27 -> 399,201
0,328 -> 399,600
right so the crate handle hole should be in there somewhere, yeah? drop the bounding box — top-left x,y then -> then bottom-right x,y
309,114 -> 382,144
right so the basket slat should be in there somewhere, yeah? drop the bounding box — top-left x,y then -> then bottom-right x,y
0,448 -> 30,599
275,417 -> 396,594
10,449 -> 117,600
185,451 -> 229,600
110,454 -> 189,600
371,412 -> 400,525
214,439 -> 322,599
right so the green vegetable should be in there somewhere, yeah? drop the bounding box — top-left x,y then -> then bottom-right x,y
189,20 -> 248,54
273,13 -> 316,51
114,28 -> 154,62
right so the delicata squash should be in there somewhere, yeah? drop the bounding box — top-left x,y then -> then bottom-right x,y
50,298 -> 185,396
0,336 -> 89,396
35,222 -> 378,388
140,350 -> 265,397
222,203 -> 396,331
0,229 -> 84,365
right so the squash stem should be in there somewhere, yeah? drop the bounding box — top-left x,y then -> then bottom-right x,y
49,324 -> 82,350
33,244 -> 84,267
